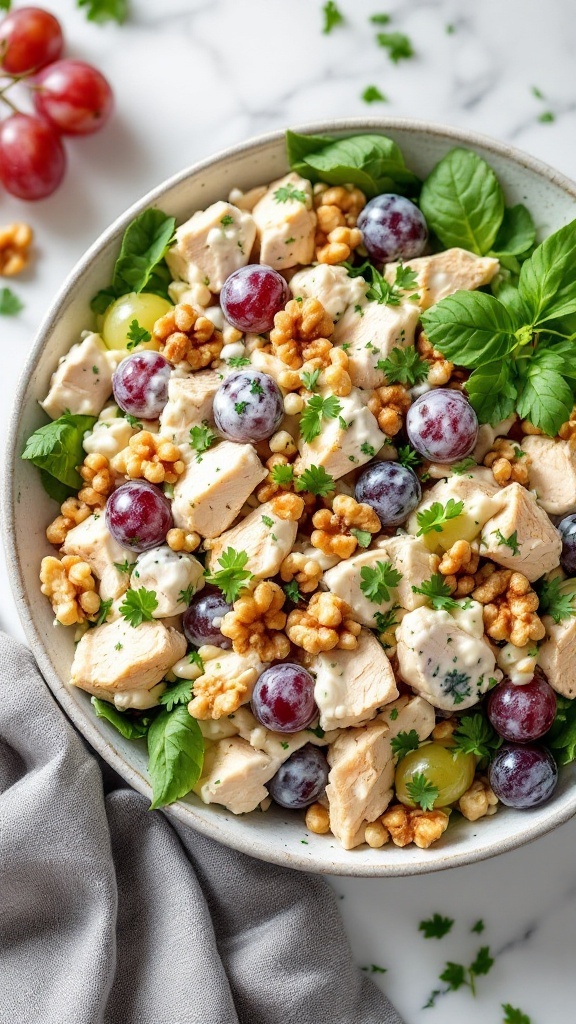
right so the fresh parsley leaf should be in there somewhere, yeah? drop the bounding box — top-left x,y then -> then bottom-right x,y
250,378 -> 264,395
537,575 -> 576,624
119,587 -> 158,627
369,13 -> 391,24
492,528 -> 520,555
189,421 -> 217,461
502,1004 -> 531,1024
470,946 -> 494,978
350,528 -> 372,548
450,457 -> 476,475
471,919 -> 485,934
322,0 -> 344,33
77,0 -> 127,23
376,31 -> 414,63
362,85 -> 388,104
204,547 -> 254,603
90,208 -> 175,313
420,148 -> 505,254
396,444 -> 422,469
283,579 -> 303,603
411,573 -> 460,611
0,286 -> 23,315
452,713 -> 502,765
390,729 -> 420,761
147,706 -> 204,809
286,130 -> 420,199
439,961 -> 467,991
419,913 -> 454,940
270,463 -> 295,486
360,561 -> 402,603
301,368 -> 321,392
113,559 -> 134,575
125,413 -> 143,429
295,465 -> 335,496
159,678 -> 194,713
360,262 -> 420,307
274,183 -> 308,204
376,346 -> 428,385
416,499 -> 464,536
126,319 -> 151,349
374,607 -> 399,634
300,393 -> 343,443
188,650 -> 204,671
95,598 -> 113,626
227,356 -> 251,368
406,772 -> 439,811
22,412 -> 97,496
91,697 -> 150,739
178,585 -> 196,606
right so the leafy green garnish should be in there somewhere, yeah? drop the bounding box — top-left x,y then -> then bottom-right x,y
227,356 -> 251,368
189,421 -> 217,461
91,697 -> 150,739
262,514 -> 275,529
376,346 -> 428,385
22,412 -> 97,499
369,13 -> 391,24
125,413 -> 143,429
373,607 -> 399,635
77,0 -> 127,22
0,286 -> 23,315
471,919 -> 485,934
416,499 -> 464,536
126,319 -> 151,349
300,393 -> 343,443
492,528 -> 520,555
295,465 -> 335,496
450,457 -> 476,475
361,85 -> 388,104
234,401 -> 248,415
286,130 -> 420,198
90,208 -> 175,313
283,579 -> 303,604
376,31 -> 414,63
119,587 -> 158,627
452,713 -> 503,766
546,695 -> 576,764
390,729 -> 420,761
274,183 -> 308,204
426,946 -> 494,1006
147,706 -> 204,809
411,573 -> 460,611
360,441 -> 376,457
420,148 -> 505,254
419,913 -> 454,939
406,772 -> 439,811
396,444 -> 422,469
96,598 -> 113,627
502,1004 -> 531,1024
350,528 -> 372,548
270,463 -> 295,486
113,559 -> 134,575
220,214 -> 234,227
322,0 -> 344,33
301,368 -> 321,392
537,575 -> 576,624
360,561 -> 402,603
204,548 -> 254,603
159,678 -> 194,713
178,585 -> 196,606
539,111 -> 555,123
188,650 -> 204,671
349,260 -> 420,307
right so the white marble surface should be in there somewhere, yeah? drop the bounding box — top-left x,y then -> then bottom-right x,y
1,1 -> 575,1020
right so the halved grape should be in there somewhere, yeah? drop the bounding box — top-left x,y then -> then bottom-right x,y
558,514 -> 576,575
102,293 -> 172,351
355,460 -> 421,525
112,351 -> 171,419
268,745 -> 329,809
182,585 -> 232,649
406,388 -> 478,463
220,265 -> 290,333
213,370 -> 283,443
488,745 -> 558,808
395,742 -> 476,808
106,481 -> 173,552
251,663 -> 318,733
487,672 -> 557,743
357,194 -> 428,263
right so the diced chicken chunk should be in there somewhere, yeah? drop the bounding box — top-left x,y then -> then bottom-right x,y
324,535 -> 440,627
71,618 -> 186,697
206,499 -> 297,580
472,416 -> 517,461
165,201 -> 257,293
289,264 -> 367,322
159,370 -> 222,451
397,606 -> 501,711
332,299 -> 421,390
132,545 -> 204,617
197,736 -> 276,814
385,248 -> 499,311
538,616 -> 576,698
252,172 -> 316,270
480,482 -> 562,581
326,720 -> 393,849
295,388 -> 386,480
41,333 -> 123,419
62,514 -> 135,601
378,694 -> 436,742
172,441 -> 266,539
82,406 -> 138,460
311,629 -> 398,731
407,467 -> 501,552
521,436 -> 576,516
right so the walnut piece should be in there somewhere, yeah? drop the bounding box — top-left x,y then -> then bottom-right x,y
0,222 -> 33,276
417,331 -> 454,387
220,581 -> 290,662
438,539 -> 479,597
286,591 -> 361,654
166,527 -> 201,553
380,804 -> 449,849
112,431 -> 185,485
188,662 -> 254,720
311,494 -> 381,559
152,302 -> 223,369
558,405 -> 576,441
458,777 -> 498,821
270,297 -> 333,370
77,452 -> 114,507
305,802 -> 331,834
473,566 -> 545,648
40,554 -> 101,626
46,496 -> 93,546
280,551 -> 323,594
367,384 -> 411,437
269,492 -> 305,522
483,437 -> 530,486
313,184 -> 366,264
316,226 -> 363,266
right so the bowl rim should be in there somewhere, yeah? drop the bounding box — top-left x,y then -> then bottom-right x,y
5,116 -> 576,876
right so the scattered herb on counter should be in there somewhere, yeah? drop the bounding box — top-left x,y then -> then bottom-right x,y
369,13 -> 391,25
0,286 -> 23,315
322,0 -> 345,33
204,547 -> 254,603
360,560 -> 402,603
539,111 -> 555,123
147,705 -> 204,809
406,772 -> 439,811
416,499 -> 464,536
22,411 -> 97,501
502,1004 -> 531,1024
391,729 -> 420,762
411,574 -> 461,612
471,919 -> 485,933
425,945 -> 494,1006
77,0 -> 128,25
361,963 -> 388,973
362,85 -> 388,104
376,346 -> 428,385
418,913 -> 454,940
90,208 -> 175,314
159,678 -> 195,713
120,587 -> 158,627
376,31 -> 414,63
295,465 -> 335,496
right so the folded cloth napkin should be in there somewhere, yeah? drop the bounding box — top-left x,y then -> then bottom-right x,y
0,633 -> 402,1024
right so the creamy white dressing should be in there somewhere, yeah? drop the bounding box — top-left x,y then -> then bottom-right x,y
290,264 -> 367,321
114,681 -> 166,710
133,546 -> 205,617
496,643 -> 539,685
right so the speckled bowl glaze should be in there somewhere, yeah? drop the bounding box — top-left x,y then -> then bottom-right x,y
5,119 -> 576,876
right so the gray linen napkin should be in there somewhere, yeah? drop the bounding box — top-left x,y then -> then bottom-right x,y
0,632 -> 402,1024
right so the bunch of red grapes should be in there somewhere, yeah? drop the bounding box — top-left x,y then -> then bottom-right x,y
0,6 -> 114,200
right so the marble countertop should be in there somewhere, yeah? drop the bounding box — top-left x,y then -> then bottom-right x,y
1,1 -> 575,1020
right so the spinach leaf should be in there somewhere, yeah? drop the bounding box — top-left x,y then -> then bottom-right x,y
491,204 -> 536,257
286,130 -> 336,177
420,148 -> 504,254
547,696 -> 576,765
286,131 -> 419,197
22,412 -> 97,496
517,218 -> 576,326
90,208 -> 176,314
147,705 -> 204,809
91,697 -> 151,740
420,290 -> 518,367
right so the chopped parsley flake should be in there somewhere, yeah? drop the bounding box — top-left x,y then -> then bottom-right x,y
322,0 -> 345,33
220,214 -> 234,227
227,356 -> 251,368
360,441 -> 376,457
419,913 -> 454,940
274,183 -> 308,204
189,421 -> 217,461
390,729 -> 420,762
96,599 -> 113,626
406,772 -> 438,811
0,287 -> 23,316
362,84 -> 388,104
262,514 -> 275,528
283,579 -> 302,604
492,528 -> 520,555
234,401 -> 248,415
376,30 -> 414,63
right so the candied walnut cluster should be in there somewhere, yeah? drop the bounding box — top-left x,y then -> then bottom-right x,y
483,437 -> 530,486
280,551 -> 323,594
46,454 -> 114,546
220,581 -> 290,662
279,346 -> 352,398
458,776 -> 498,822
558,404 -> 576,441
286,591 -> 361,654
46,496 -> 92,546
270,297 -> 333,370
269,492 -> 305,522
438,540 -> 480,597
153,302 -> 223,369
166,527 -> 201,553
381,804 -> 450,849
313,184 -> 366,264
188,658 -> 253,720
472,566 -> 545,647
311,494 -> 381,559
416,330 -> 454,387
368,384 -> 411,437
40,554 -> 101,626
0,222 -> 33,276
112,431 -> 185,485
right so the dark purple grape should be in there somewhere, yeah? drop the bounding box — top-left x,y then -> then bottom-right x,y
357,193 -> 428,263
406,388 -> 478,463
182,585 -> 232,649
106,480 -> 173,552
251,663 -> 318,733
220,264 -> 290,333
112,351 -> 171,420
268,744 -> 329,809
487,672 -> 557,743
488,744 -> 558,808
213,370 -> 283,443
558,514 -> 576,575
355,460 -> 421,525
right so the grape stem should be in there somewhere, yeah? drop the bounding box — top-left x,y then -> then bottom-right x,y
0,92 -> 21,114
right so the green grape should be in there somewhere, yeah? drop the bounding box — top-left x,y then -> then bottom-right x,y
101,292 -> 173,351
395,742 -> 476,809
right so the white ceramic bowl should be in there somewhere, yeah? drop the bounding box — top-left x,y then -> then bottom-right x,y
5,119 -> 576,876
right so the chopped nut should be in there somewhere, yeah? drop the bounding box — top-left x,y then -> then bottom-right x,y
316,226 -> 363,265
381,804 -> 449,849
313,184 -> 366,264
474,567 -> 545,647
364,820 -> 390,849
46,496 -> 93,546
112,430 -> 185,485
483,437 -> 531,486
220,581 -> 290,662
40,554 -> 100,626
520,419 -> 543,436
270,297 -> 333,370
153,302 -> 223,369
286,591 -> 361,654
188,662 -> 254,720
438,539 -> 479,596
269,429 -> 297,456
431,717 -> 458,742
166,527 -> 201,553
280,551 -> 323,594
77,452 -> 114,507
311,493 -> 381,559
367,384 -> 411,437
458,777 -> 498,821
269,492 -> 305,521
558,405 -> 576,441
0,222 -> 33,276
305,802 -> 331,834
417,331 -> 454,387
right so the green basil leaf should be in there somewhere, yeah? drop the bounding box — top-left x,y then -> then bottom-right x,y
91,697 -> 150,739
286,130 -> 336,178
288,132 -> 419,197
420,290 -> 517,367
22,412 -> 97,490
39,469 -> 75,504
518,218 -> 576,326
515,350 -> 574,436
147,706 -> 204,809
491,204 -> 536,256
112,209 -> 176,296
465,363 -> 518,425
420,148 -> 504,254
547,696 -> 576,764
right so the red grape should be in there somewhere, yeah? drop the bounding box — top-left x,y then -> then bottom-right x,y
355,460 -> 421,525
0,113 -> 66,200
213,370 -> 284,443
357,194 -> 428,263
112,352 -> 171,420
106,481 -> 173,552
251,663 -> 318,733
488,744 -> 558,808
406,388 -> 479,463
0,7 -> 63,74
487,672 -> 557,743
220,265 -> 290,333
268,745 -> 329,809
558,514 -> 576,575
182,586 -> 232,649
32,59 -> 114,136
